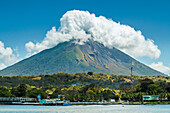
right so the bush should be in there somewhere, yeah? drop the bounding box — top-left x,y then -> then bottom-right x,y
87,71 -> 93,75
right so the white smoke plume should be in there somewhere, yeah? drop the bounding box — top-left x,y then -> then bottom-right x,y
25,10 -> 161,59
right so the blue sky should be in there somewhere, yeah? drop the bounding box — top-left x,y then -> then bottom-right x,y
0,0 -> 170,74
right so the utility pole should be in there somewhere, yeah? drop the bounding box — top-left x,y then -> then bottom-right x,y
131,67 -> 133,76
130,67 -> 133,81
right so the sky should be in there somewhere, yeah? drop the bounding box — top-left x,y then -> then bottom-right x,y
0,0 -> 170,75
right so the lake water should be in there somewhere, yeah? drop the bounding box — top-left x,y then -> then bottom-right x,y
0,105 -> 169,113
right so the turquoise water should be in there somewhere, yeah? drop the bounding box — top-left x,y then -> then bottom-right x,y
0,105 -> 169,113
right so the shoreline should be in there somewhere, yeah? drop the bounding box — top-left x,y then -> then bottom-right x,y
0,102 -> 170,106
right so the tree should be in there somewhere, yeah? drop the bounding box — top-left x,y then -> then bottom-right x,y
0,87 -> 11,97
87,71 -> 93,75
86,90 -> 96,101
65,86 -> 80,101
102,88 -> 116,100
166,82 -> 170,92
120,82 -> 135,92
147,84 -> 158,95
51,88 -> 62,98
11,88 -> 18,97
16,84 -> 27,97
29,89 -> 47,99
136,78 -> 154,92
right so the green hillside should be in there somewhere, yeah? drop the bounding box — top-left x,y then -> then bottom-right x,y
0,40 -> 165,76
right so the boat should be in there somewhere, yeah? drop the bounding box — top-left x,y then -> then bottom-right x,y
63,100 -> 72,106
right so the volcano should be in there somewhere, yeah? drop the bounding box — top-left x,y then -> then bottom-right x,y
0,40 -> 164,76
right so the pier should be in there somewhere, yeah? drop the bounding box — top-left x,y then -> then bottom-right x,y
0,97 -> 37,104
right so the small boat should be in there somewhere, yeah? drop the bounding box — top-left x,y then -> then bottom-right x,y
63,100 -> 72,106
63,103 -> 72,106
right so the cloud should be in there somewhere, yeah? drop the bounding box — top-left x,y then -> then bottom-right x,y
25,10 -> 161,59
0,63 -> 6,70
25,41 -> 36,52
0,41 -> 18,70
149,62 -> 170,74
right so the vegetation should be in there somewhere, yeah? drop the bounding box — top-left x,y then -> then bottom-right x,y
120,78 -> 170,101
0,72 -> 169,102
